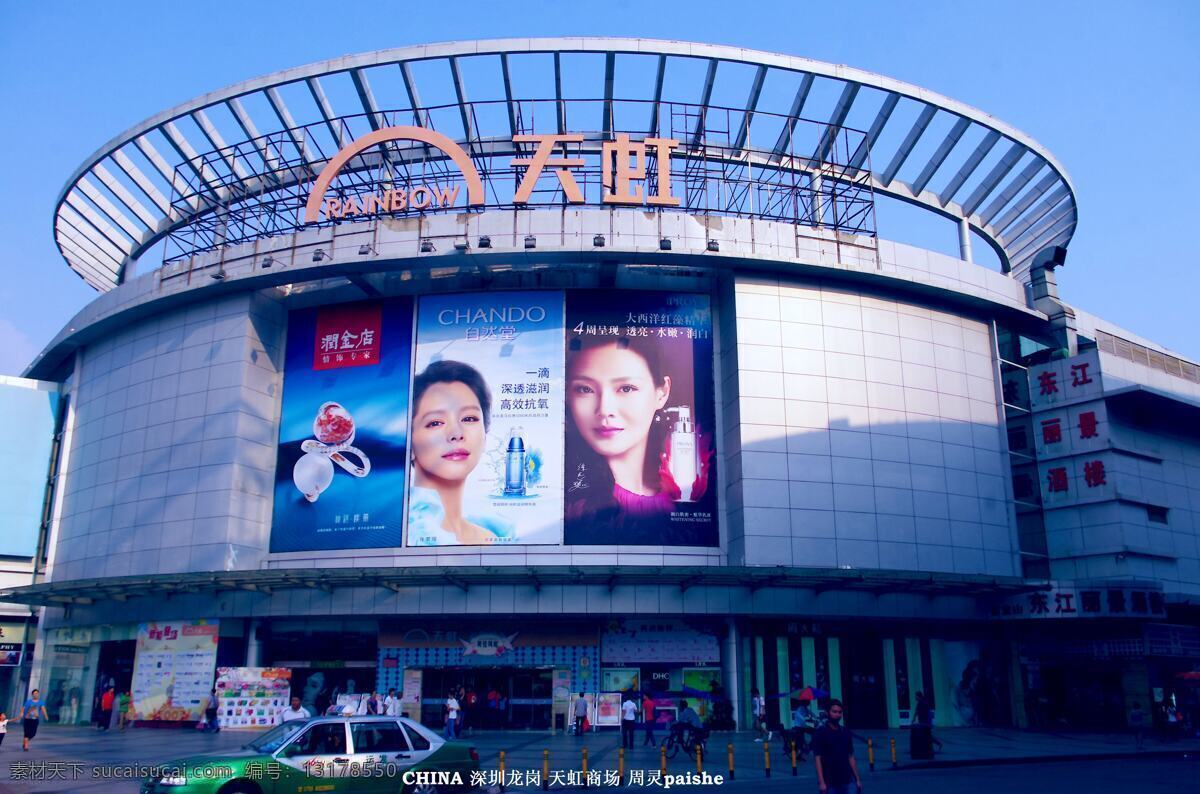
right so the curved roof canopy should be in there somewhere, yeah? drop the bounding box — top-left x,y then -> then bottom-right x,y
55,38 -> 1076,291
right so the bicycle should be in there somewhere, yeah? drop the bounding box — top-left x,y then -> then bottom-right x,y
661,726 -> 708,759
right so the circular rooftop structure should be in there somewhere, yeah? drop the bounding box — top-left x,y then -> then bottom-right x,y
55,38 -> 1076,292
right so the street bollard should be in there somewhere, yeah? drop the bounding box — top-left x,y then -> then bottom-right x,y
890,737 -> 897,769
618,748 -> 625,786
790,741 -> 798,776
696,743 -> 703,774
867,739 -> 875,772
542,749 -> 549,791
499,750 -> 507,792
727,743 -> 735,781
660,745 -> 667,777
582,746 -> 589,788
764,741 -> 771,778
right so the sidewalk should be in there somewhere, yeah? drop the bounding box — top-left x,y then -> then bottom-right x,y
0,723 -> 1196,792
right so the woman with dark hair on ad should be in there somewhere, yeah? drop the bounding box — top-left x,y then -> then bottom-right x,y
408,359 -> 495,545
564,330 -> 714,546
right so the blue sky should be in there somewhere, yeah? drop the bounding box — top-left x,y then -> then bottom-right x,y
1,0 -> 1197,374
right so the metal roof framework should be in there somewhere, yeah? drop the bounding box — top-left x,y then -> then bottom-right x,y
0,565 -> 1046,607
54,38 -> 1077,291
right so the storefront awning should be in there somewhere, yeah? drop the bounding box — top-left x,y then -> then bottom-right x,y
0,565 -> 1045,607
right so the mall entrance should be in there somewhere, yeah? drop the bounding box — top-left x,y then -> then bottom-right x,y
418,667 -> 552,730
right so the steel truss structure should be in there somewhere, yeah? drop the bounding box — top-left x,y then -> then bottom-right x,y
54,39 -> 1077,291
161,98 -> 876,263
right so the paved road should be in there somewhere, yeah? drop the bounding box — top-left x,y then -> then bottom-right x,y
0,725 -> 1195,793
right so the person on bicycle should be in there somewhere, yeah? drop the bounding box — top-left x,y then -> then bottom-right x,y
673,699 -> 707,749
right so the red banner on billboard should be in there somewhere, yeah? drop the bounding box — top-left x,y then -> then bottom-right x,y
313,303 -> 382,370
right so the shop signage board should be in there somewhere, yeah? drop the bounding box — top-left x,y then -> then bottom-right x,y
991,585 -> 1166,620
130,620 -> 219,722
601,619 -> 720,664
214,667 -> 292,729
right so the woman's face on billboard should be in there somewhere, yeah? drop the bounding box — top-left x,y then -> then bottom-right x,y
568,343 -> 670,460
412,381 -> 485,483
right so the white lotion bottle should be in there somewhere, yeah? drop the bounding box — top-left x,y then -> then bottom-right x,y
665,406 -> 698,501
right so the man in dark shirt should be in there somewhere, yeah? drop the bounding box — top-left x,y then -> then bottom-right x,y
812,700 -> 862,794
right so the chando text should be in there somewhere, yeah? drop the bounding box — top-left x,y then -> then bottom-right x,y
437,306 -> 547,325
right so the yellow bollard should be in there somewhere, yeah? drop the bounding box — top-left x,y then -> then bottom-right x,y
582,746 -> 589,788
867,738 -> 875,772
696,743 -> 703,774
618,747 -> 625,786
890,737 -> 897,769
790,741 -> 798,776
764,741 -> 771,778
542,749 -> 549,791
727,743 -> 735,781
499,750 -> 507,791
660,745 -> 667,777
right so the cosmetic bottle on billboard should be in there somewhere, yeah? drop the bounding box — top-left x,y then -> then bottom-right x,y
664,406 -> 699,501
504,427 -> 527,496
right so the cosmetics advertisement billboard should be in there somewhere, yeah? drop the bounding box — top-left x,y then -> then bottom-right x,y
407,291 -> 565,546
270,298 -> 413,552
563,291 -> 718,546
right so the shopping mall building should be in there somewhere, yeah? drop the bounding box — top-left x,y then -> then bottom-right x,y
2,39 -> 1198,733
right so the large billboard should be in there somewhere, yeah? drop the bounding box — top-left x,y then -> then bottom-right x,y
270,298 -> 413,552
407,292 -> 564,546
269,289 -> 718,552
563,291 -> 718,546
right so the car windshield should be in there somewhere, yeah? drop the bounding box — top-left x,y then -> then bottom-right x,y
246,721 -> 306,753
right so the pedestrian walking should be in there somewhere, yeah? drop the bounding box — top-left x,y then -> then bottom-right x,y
1129,701 -> 1147,750
117,691 -> 131,731
642,693 -> 657,746
909,691 -> 940,759
573,692 -> 589,737
751,687 -> 770,742
0,712 -> 8,749
812,700 -> 862,794
621,695 -> 638,749
204,688 -> 220,732
21,689 -> 48,751
384,689 -> 401,717
98,686 -> 115,732
444,692 -> 461,739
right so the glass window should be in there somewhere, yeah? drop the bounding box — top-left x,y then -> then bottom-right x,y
288,723 -> 347,755
402,722 -> 432,750
351,721 -> 409,753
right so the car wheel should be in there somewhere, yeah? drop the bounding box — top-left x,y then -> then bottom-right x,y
409,783 -> 440,794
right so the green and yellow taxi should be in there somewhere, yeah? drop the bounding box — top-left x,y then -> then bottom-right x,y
140,715 -> 479,794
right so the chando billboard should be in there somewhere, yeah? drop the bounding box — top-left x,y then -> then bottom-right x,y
269,290 -> 717,552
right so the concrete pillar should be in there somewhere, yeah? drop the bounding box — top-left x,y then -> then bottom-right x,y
812,174 -> 825,227
245,619 -> 264,667
722,618 -> 741,728
827,638 -> 842,701
958,218 -> 973,263
776,637 -> 792,729
800,637 -> 817,691
883,638 -> 900,728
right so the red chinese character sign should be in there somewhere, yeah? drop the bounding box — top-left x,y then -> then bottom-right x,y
1027,350 -> 1103,411
313,303 -> 382,370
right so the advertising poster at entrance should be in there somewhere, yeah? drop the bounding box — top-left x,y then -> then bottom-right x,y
130,620 -> 219,722
271,298 -> 413,552
214,667 -> 292,729
563,291 -> 718,546
407,291 -> 565,546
